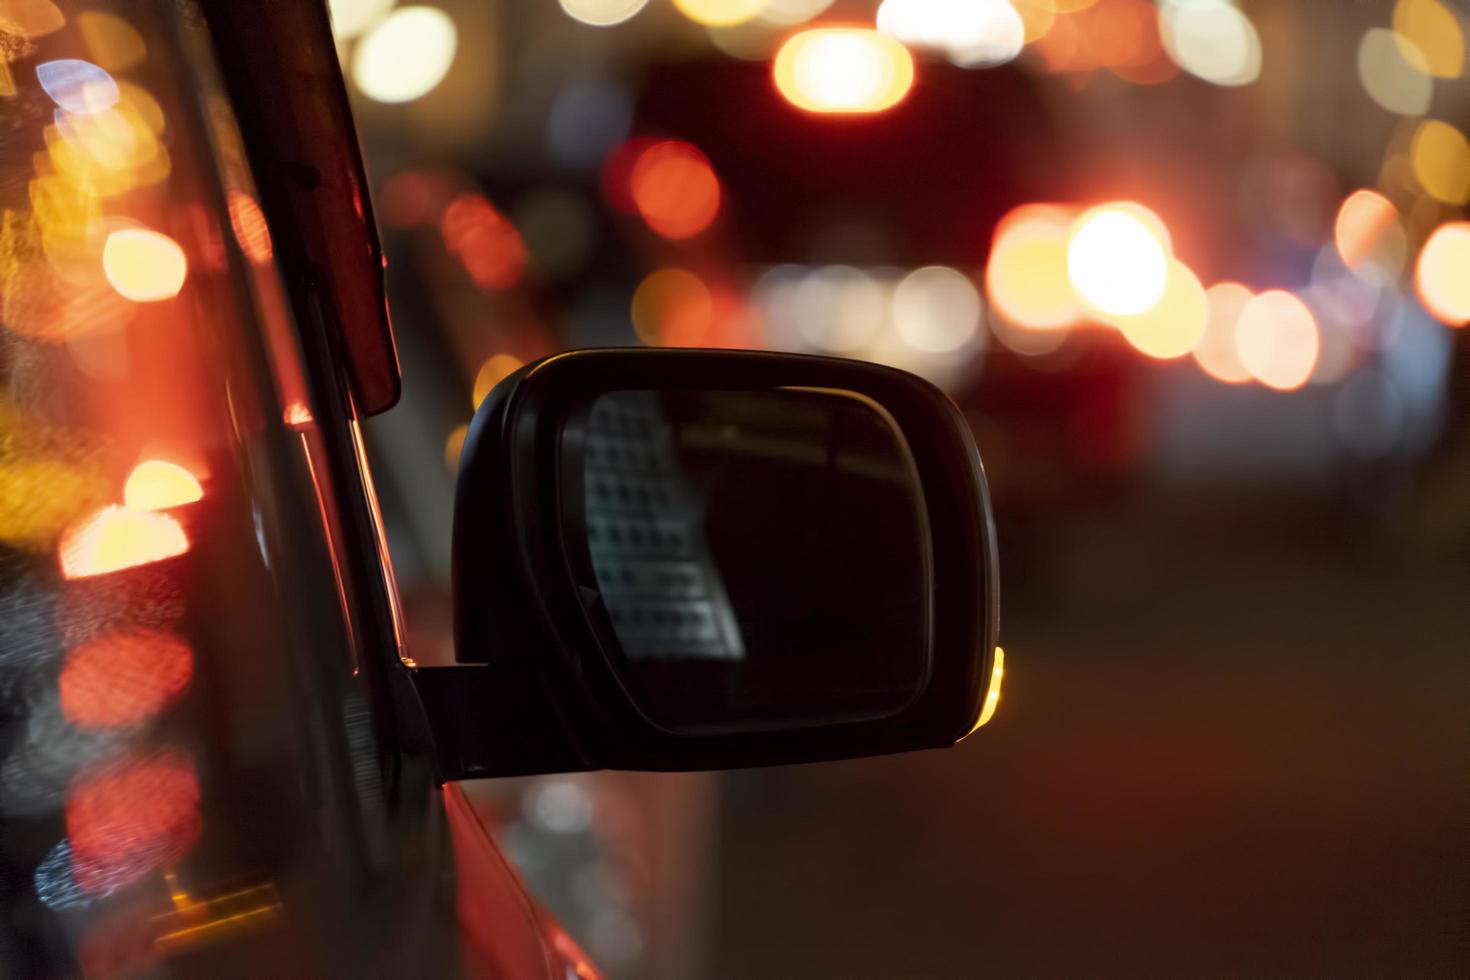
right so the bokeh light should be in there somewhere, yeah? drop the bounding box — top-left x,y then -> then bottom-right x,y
59,629 -> 193,729
1236,290 -> 1320,391
792,266 -> 887,353
559,0 -> 649,26
1192,282 -> 1254,384
59,506 -> 189,580
759,0 -> 835,26
773,28 -> 915,114
1159,0 -> 1262,87
1108,259 -> 1207,359
352,6 -> 457,104
1414,221 -> 1470,326
36,59 -> 119,114
985,204 -> 1082,331
632,268 -> 714,346
102,229 -> 187,302
1066,204 -> 1170,317
76,11 -> 146,72
67,751 -> 201,894
444,424 -> 469,472
227,191 -> 273,265
1333,189 -> 1404,283
1357,28 -> 1432,117
441,193 -> 527,289
123,461 -> 203,512
1409,120 -> 1470,205
876,0 -> 1026,69
629,140 -> 721,240
328,0 -> 397,39
892,266 -> 982,352
672,0 -> 769,27
1392,0 -> 1463,79
471,354 -> 524,408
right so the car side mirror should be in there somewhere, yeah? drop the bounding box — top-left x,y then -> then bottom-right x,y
408,349 -> 999,778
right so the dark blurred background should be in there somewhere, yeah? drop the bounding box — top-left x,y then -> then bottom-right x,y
333,0 -> 1470,974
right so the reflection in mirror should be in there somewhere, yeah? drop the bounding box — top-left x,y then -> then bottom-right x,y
563,388 -> 931,732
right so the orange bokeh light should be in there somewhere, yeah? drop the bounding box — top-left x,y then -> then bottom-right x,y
123,460 -> 202,512
1235,290 -> 1320,391
629,140 -> 721,240
1414,221 -> 1470,326
631,268 -> 715,346
985,204 -> 1083,331
227,190 -> 273,265
59,629 -> 193,729
441,193 -> 527,290
773,27 -> 914,115
1193,281 -> 1254,383
67,751 -> 201,894
59,506 -> 189,580
1334,190 -> 1400,274
1109,259 -> 1208,359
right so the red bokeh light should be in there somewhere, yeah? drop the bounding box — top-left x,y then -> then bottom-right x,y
440,193 -> 528,290
629,140 -> 721,240
59,629 -> 193,729
67,751 -> 202,894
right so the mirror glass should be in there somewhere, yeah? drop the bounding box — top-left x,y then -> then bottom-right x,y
562,388 -> 931,732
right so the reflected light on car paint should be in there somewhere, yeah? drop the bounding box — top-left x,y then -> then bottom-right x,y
892,266 -> 983,352
351,6 -> 458,104
123,460 -> 203,512
1409,120 -> 1470,205
1235,290 -> 1320,391
1158,0 -> 1262,86
632,268 -> 715,346
36,59 -> 119,113
1192,282 -> 1254,383
1333,190 -> 1405,283
1392,0 -> 1464,79
1356,28 -> 1432,117
228,191 -> 273,265
672,0 -> 770,27
441,193 -> 527,290
1066,204 -> 1170,317
772,28 -> 915,114
558,0 -> 649,27
471,354 -> 524,409
66,750 -> 202,894
76,11 -> 147,71
984,204 -> 1083,331
1108,259 -> 1207,359
59,506 -> 189,580
1414,222 -> 1470,326
102,228 -> 187,301
59,629 -> 193,729
327,0 -> 397,39
629,140 -> 721,240
876,0 -> 1025,69
963,647 -> 1004,736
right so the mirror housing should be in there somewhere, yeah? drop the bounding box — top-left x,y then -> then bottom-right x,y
410,349 -> 998,778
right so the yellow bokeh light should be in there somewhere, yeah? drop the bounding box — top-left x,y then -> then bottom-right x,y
1108,259 -> 1207,360
0,459 -> 109,551
1235,290 -> 1320,391
631,268 -> 714,346
1410,119 -> 1470,205
1392,0 -> 1463,79
758,0 -> 834,26
76,11 -> 147,71
1012,0 -> 1057,44
1066,203 -> 1170,317
102,228 -> 187,302
328,0 -> 397,39
352,6 -> 458,104
124,461 -> 203,512
672,0 -> 769,27
772,28 -> 915,115
559,0 -> 648,26
1414,221 -> 1470,326
472,354 -> 524,408
59,505 -> 189,580
984,204 -> 1081,331
1192,281 -> 1253,384
444,424 -> 469,472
